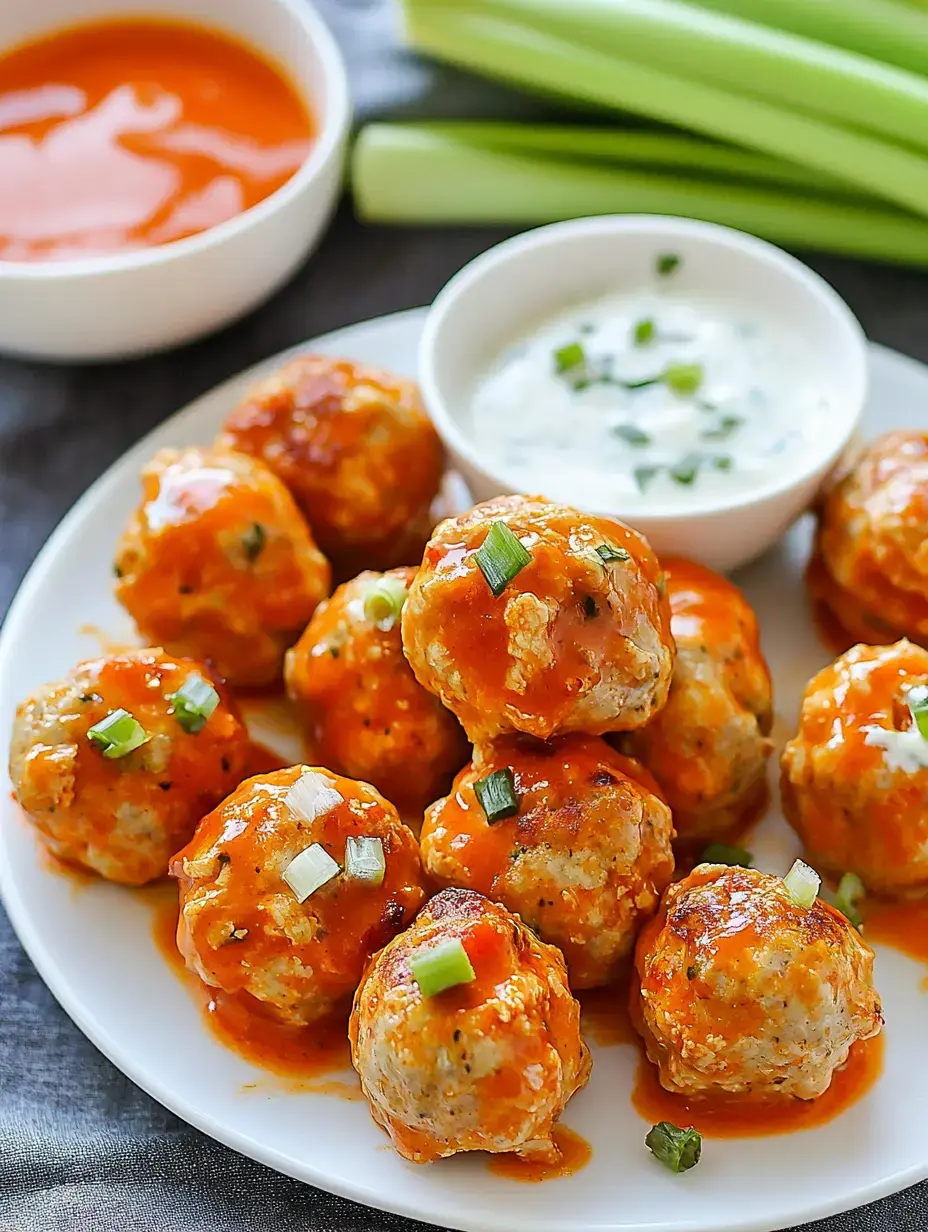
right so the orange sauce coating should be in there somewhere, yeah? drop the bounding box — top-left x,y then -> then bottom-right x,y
487,1126 -> 593,1183
0,19 -> 313,261
150,885 -> 350,1080
631,1033 -> 883,1137
577,983 -> 637,1048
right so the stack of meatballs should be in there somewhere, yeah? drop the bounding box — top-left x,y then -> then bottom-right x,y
9,355 -> 885,1169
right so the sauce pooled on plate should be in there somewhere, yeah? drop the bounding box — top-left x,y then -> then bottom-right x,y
0,19 -> 314,261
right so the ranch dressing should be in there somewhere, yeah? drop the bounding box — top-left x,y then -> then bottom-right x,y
469,264 -> 833,509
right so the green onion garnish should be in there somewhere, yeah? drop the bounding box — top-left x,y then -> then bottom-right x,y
700,415 -> 743,441
612,423 -> 652,447
595,542 -> 631,565
634,465 -> 660,492
907,684 -> 928,740
656,253 -> 681,277
645,1122 -> 701,1173
834,871 -> 866,929
170,672 -> 220,735
700,842 -> 753,868
362,576 -> 409,632
633,318 -> 655,346
344,835 -> 386,886
783,858 -> 820,909
553,341 -> 585,373
242,522 -> 266,562
282,842 -> 340,902
712,454 -> 734,471
475,521 -> 532,597
87,709 -> 150,759
474,767 -> 519,824
663,363 -> 704,396
410,938 -> 476,997
670,455 -> 700,485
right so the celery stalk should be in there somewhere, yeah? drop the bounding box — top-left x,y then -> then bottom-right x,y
474,0 -> 928,156
693,0 -> 928,77
352,125 -> 928,266
402,2 -> 928,219
402,122 -> 858,194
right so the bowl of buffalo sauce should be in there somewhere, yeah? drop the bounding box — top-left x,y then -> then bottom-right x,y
0,0 -> 350,360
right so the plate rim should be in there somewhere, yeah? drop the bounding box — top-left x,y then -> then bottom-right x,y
1,309 -> 926,1232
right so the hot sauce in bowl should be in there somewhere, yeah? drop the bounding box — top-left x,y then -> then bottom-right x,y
0,19 -> 315,262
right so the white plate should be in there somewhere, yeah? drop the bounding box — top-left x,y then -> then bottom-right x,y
2,308 -> 927,1232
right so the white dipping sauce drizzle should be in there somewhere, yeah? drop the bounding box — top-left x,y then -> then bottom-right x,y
469,282 -> 834,509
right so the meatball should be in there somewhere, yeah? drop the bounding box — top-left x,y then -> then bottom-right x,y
634,865 -> 882,1100
401,495 -> 673,743
171,765 -> 426,1025
623,558 -> 773,847
9,648 -> 250,885
216,355 -> 444,577
114,447 -> 331,687
813,431 -> 928,651
349,888 -> 590,1163
781,639 -> 928,897
284,568 -> 468,819
420,735 -> 673,988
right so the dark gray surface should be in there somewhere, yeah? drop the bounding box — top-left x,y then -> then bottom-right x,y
3,1 -> 928,1229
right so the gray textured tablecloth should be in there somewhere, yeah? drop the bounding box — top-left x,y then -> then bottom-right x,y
2,2 -> 928,1229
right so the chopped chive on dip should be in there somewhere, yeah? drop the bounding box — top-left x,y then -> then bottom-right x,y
907,684 -> 928,740
656,253 -> 681,277
700,414 -> 744,441
670,454 -> 701,486
170,672 -> 220,734
700,842 -> 753,868
633,318 -> 655,346
410,938 -> 476,997
553,341 -> 586,373
645,1122 -> 702,1173
663,362 -> 703,397
595,542 -> 631,564
87,709 -> 150,759
612,423 -> 652,447
634,465 -> 660,492
475,521 -> 532,597
363,575 -> 408,632
474,767 -> 519,825
242,522 -> 266,562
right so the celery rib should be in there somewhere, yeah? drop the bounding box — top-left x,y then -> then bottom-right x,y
402,2 -> 928,219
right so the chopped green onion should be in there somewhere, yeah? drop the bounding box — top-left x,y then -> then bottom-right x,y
344,835 -> 386,886
242,522 -> 266,563
621,376 -> 661,390
595,542 -> 631,565
285,769 -> 344,822
170,672 -> 220,735
474,767 -> 519,824
907,684 -> 928,740
657,254 -> 681,277
700,842 -> 753,867
475,521 -> 532,597
613,423 -> 652,447
645,1122 -> 701,1173
834,871 -> 866,929
282,843 -> 340,902
363,576 -> 409,632
784,858 -> 821,909
553,341 -> 586,373
410,938 -> 476,997
700,414 -> 744,440
633,318 -> 655,345
635,465 -> 660,492
712,454 -> 734,471
670,455 -> 701,485
663,362 -> 704,396
86,709 -> 150,759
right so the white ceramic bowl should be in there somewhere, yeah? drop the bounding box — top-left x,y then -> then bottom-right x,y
419,216 -> 868,573
0,0 -> 350,361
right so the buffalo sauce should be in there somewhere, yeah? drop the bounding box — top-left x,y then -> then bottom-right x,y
148,883 -> 352,1083
487,1126 -> 593,1183
866,900 -> 928,981
0,19 -> 313,261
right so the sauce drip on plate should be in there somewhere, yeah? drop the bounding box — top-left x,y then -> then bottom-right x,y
0,19 -> 313,261
631,1033 -> 884,1137
486,1126 -> 592,1183
149,884 -> 351,1081
866,900 -> 928,982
